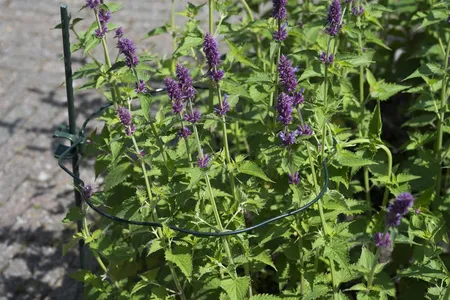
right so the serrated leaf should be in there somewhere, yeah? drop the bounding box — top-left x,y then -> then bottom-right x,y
220,276 -> 250,300
335,150 -> 376,168
62,206 -> 83,224
250,294 -> 283,300
145,24 -> 169,38
368,101 -> 382,140
138,94 -> 152,122
251,250 -> 277,270
104,162 -> 132,190
226,39 -> 258,70
165,249 -> 193,281
174,35 -> 203,57
238,161 -> 273,182
62,234 -> 82,256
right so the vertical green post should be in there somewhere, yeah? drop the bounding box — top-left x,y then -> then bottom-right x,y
60,4 -> 86,272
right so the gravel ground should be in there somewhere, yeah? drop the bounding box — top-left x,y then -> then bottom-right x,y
0,0 -> 206,299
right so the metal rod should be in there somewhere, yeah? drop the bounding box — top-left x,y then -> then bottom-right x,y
60,3 -> 86,272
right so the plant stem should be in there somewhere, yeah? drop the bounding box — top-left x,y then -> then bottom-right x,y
187,100 -> 236,271
376,144 -> 393,208
367,246 -> 382,289
321,38 -> 332,162
94,9 -> 118,102
434,37 -> 450,206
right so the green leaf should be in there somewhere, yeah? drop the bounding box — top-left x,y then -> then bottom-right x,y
357,247 -> 375,273
238,161 -> 274,182
73,62 -> 98,80
220,276 -> 250,300
174,35 -> 203,57
62,234 -> 82,256
138,94 -> 152,122
165,249 -> 193,281
335,150 -> 376,168
226,39 -> 259,70
250,295 -> 283,300
368,101 -> 382,140
366,69 -> 410,101
251,250 -> 277,270
104,162 -> 132,191
145,24 -> 169,38
62,207 -> 83,224
100,2 -> 122,13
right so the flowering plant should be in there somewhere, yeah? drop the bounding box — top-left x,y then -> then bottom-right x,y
60,0 -> 450,299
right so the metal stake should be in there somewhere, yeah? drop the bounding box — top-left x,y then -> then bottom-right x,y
60,3 -> 86,274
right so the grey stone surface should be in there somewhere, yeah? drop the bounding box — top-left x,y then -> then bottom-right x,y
0,0 -> 206,299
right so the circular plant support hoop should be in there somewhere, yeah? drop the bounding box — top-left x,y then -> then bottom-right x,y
58,88 -> 331,237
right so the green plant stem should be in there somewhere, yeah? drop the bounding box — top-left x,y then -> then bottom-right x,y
321,38 -> 332,162
298,234 -> 305,296
376,144 -> 393,208
187,100 -> 236,271
238,0 -> 263,70
367,248 -> 381,289
94,9 -> 119,105
434,37 -> 450,206
129,134 -> 186,300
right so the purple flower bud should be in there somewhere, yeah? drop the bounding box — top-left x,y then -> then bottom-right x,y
297,124 -> 313,136
98,9 -> 112,24
82,184 -> 94,199
203,33 -> 221,68
140,150 -> 145,157
325,0 -> 342,36
209,69 -> 225,82
277,93 -> 294,125
386,211 -> 402,227
135,79 -> 147,94
344,0 -> 353,3
125,53 -> 139,68
272,0 -> 287,20
172,99 -> 184,114
415,208 -> 420,215
125,124 -> 136,136
165,77 -> 182,101
288,172 -> 300,185
86,0 -> 100,9
374,232 -> 391,248
293,88 -> 305,106
178,126 -> 192,139
95,23 -> 108,38
198,154 -> 210,169
352,6 -> 364,17
117,37 -> 136,55
184,109 -> 201,123
176,63 -> 196,99
319,52 -> 334,65
114,27 -> 124,39
448,15 -> 450,24
279,130 -> 297,147
214,95 -> 230,116
278,55 -> 298,94
273,23 -> 288,42
118,106 -> 132,126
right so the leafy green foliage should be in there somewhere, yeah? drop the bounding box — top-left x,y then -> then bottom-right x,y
61,0 -> 450,299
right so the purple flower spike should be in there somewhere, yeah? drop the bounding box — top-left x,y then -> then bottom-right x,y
82,184 -> 94,199
86,0 -> 100,9
297,124 -> 313,136
277,93 -> 294,125
391,192 -> 415,215
214,95 -> 230,116
352,6 -> 364,17
117,37 -> 139,68
176,64 -> 196,99
114,27 -> 124,39
203,33 -> 221,68
209,69 -> 225,82
184,109 -> 201,123
135,79 -> 147,94
118,106 -> 132,126
198,154 -> 210,169
165,77 -> 182,101
272,0 -> 287,20
125,124 -> 136,136
98,10 -> 112,23
386,211 -> 402,227
279,130 -> 297,147
178,126 -> 192,139
95,24 -> 107,38
374,232 -> 391,248
278,55 -> 298,94
288,172 -> 300,185
293,88 -> 305,106
273,23 -> 288,42
325,0 -> 342,36
172,99 -> 184,114
117,37 -> 136,55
